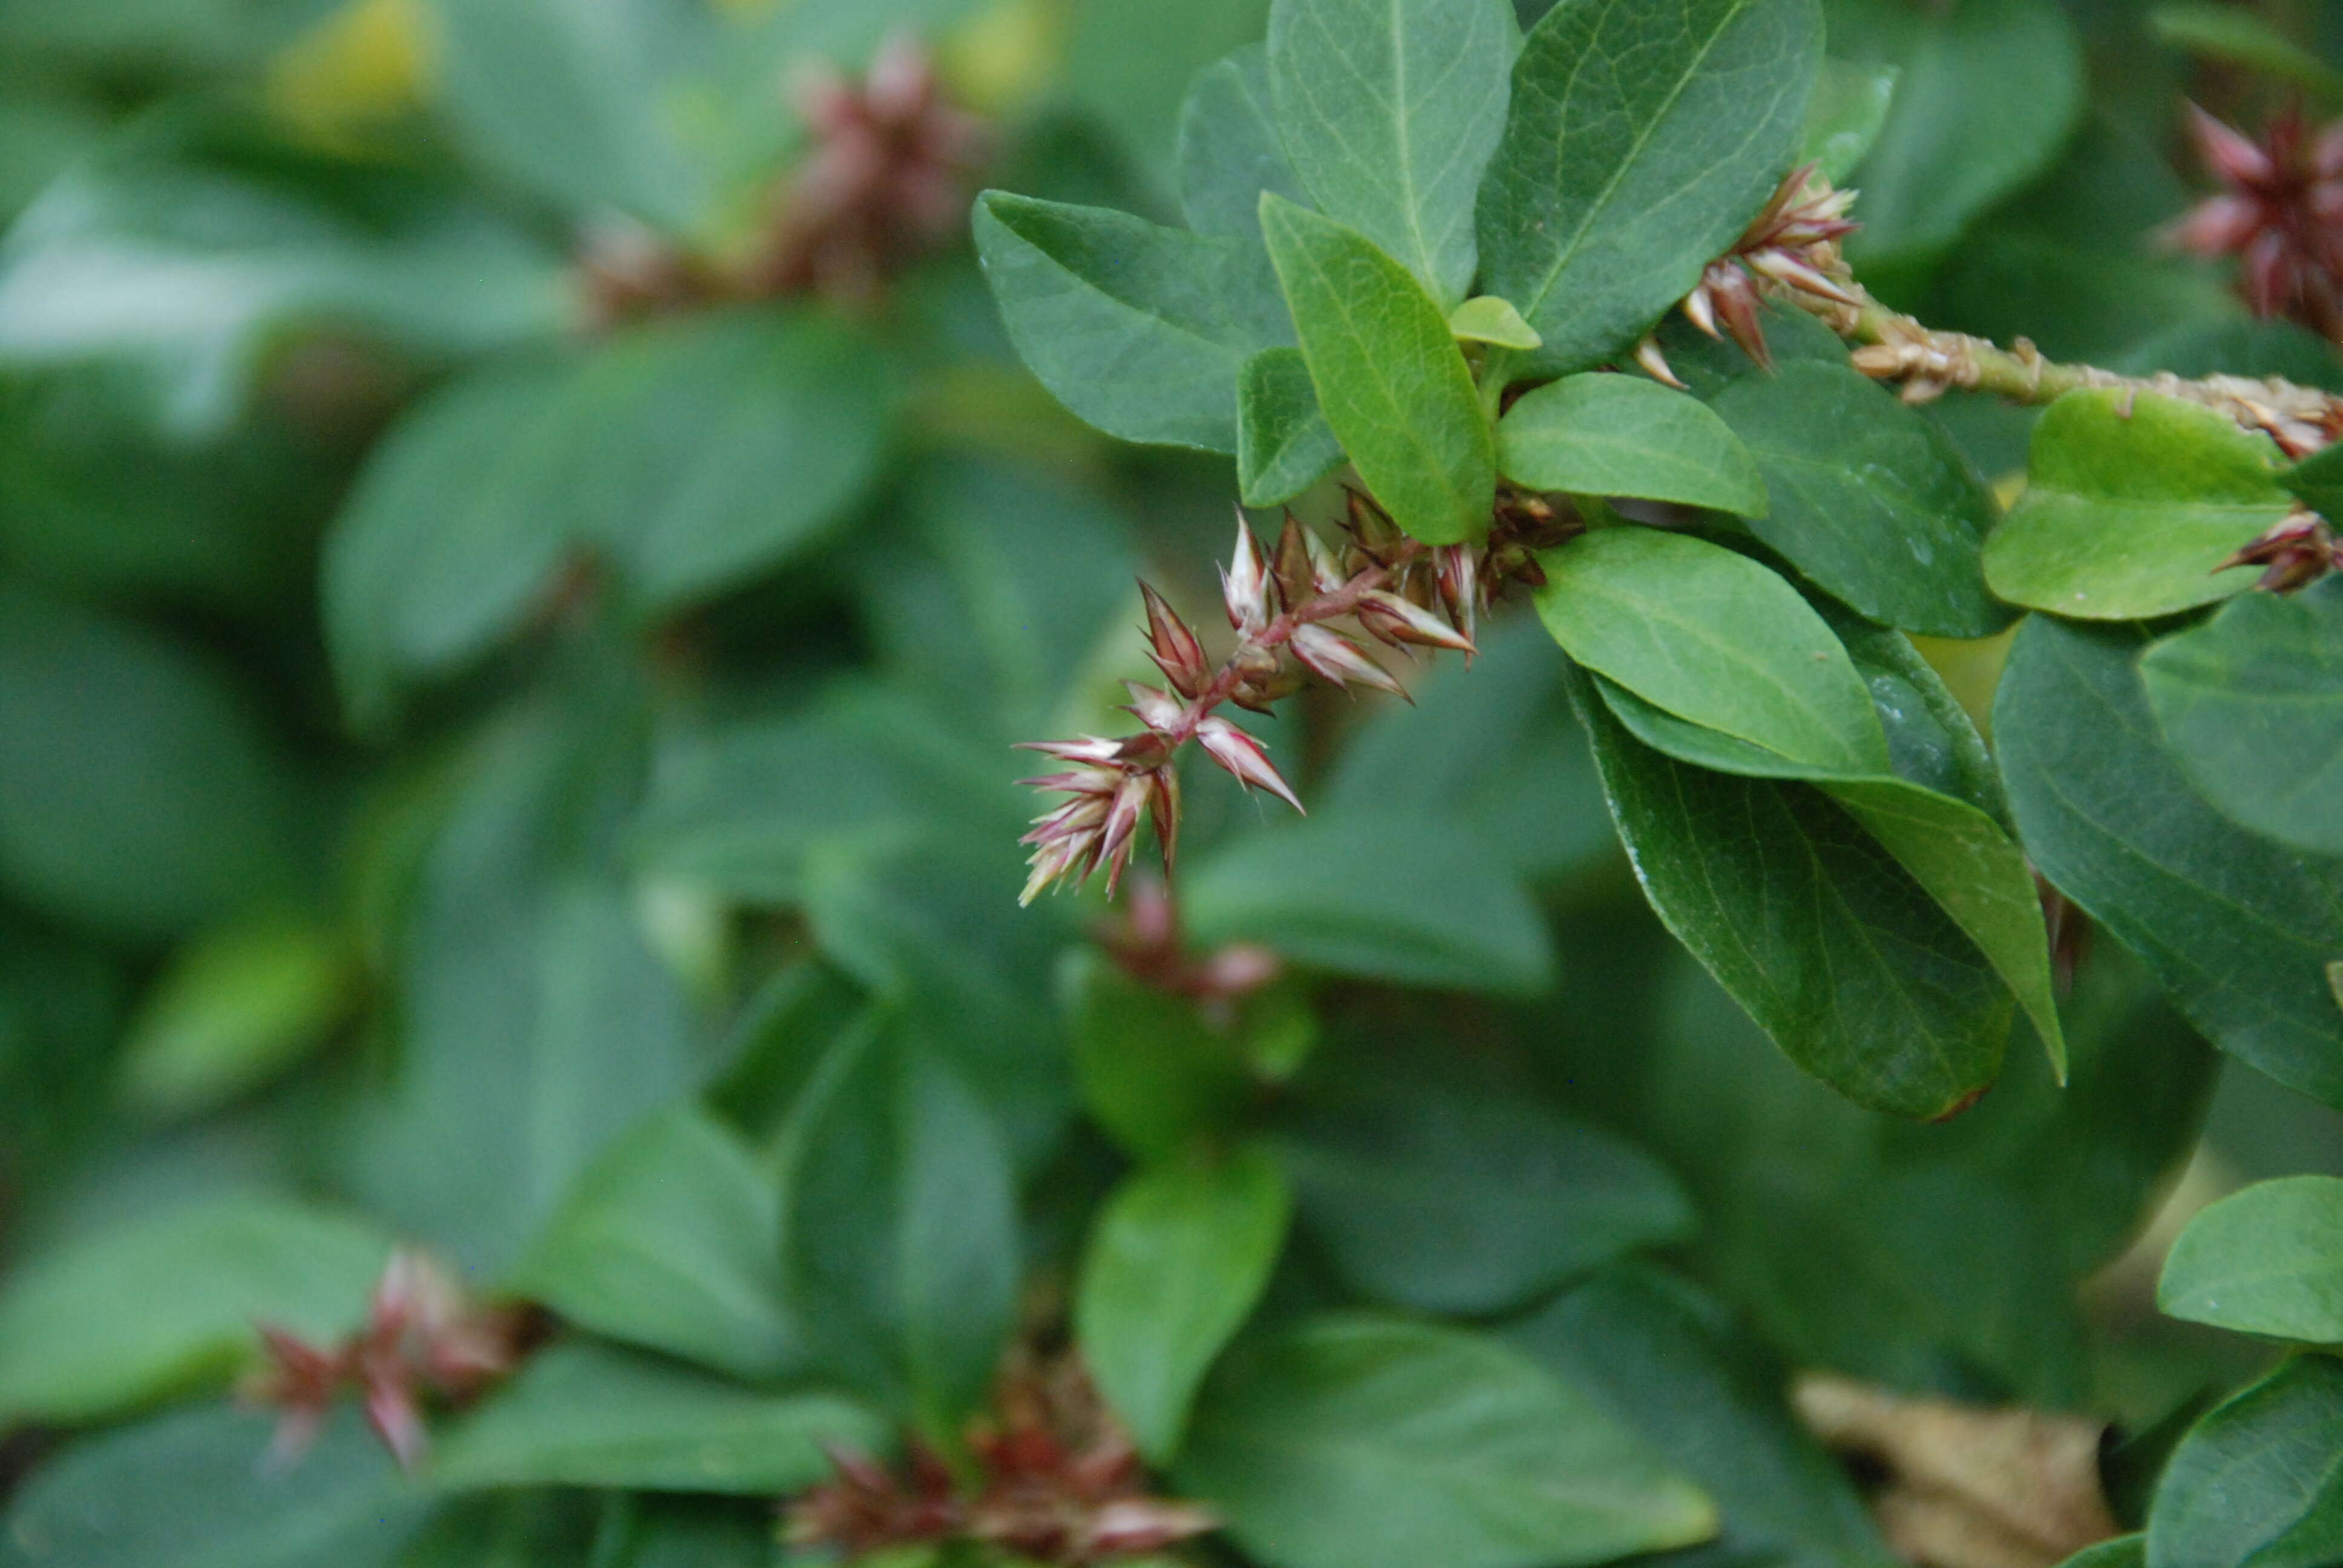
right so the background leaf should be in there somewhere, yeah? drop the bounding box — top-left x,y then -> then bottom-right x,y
2159,1176 -> 2343,1344
1238,345 -> 1346,505
2146,1354 -> 2343,1568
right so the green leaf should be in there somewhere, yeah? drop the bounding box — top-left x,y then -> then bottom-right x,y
2159,1176 -> 2343,1343
1239,346 -> 1346,505
2285,439 -> 2343,517
434,1341 -> 883,1495
2140,581 -> 2343,858
0,1405 -> 430,1568
1996,616 -> 2343,1111
2147,1354 -> 2343,1568
1497,373 -> 1766,515
1829,0 -> 2083,267
1709,361 -> 2013,639
0,589 -> 303,939
1259,195 -> 1496,544
1801,58 -> 1900,183
1476,0 -> 1823,374
1076,1149 -> 1292,1463
1182,812 -> 1555,996
1267,0 -> 1517,308
508,1108 -> 798,1382
1450,296 -> 1542,350
1535,528 -> 1890,774
1178,1314 -> 1719,1568
1985,389 -> 2294,619
1507,1267 -> 1901,1568
1178,45 -> 1309,244
1063,0 -> 1276,193
2058,1537 -> 2146,1568
0,111 -> 563,437
1061,949 -> 1259,1163
776,1016 -> 1019,1437
1273,1065 -> 1694,1315
1568,667 -> 2012,1118
116,916 -> 351,1119
975,191 -> 1286,453
0,1194 -> 392,1427
2149,6 -> 2343,104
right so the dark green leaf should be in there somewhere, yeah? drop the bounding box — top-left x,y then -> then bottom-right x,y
1497,373 -> 1767,515
975,191 -> 1286,452
1061,949 -> 1258,1163
1801,58 -> 1900,183
777,1016 -> 1018,1437
2141,581 -> 2343,858
0,1406 -> 429,1568
1178,45 -> 1309,244
0,1194 -> 390,1427
1182,812 -> 1555,996
0,589 -> 303,939
1535,529 -> 1890,774
1260,195 -> 1495,544
1985,390 -> 2293,619
1476,0 -> 1822,374
1709,361 -> 2013,638
508,1108 -> 798,1381
1239,345 -> 1346,505
1178,1314 -> 1719,1568
2149,6 -> 2343,104
2058,1537 -> 2146,1568
2147,1354 -> 2343,1568
1568,667 -> 2011,1118
1076,1149 -> 1292,1462
1267,0 -> 1516,308
2159,1176 -> 2343,1343
1273,1068 -> 1693,1315
2285,439 -> 2343,517
1995,616 -> 2343,1111
1061,0 -> 1276,192
434,1341 -> 882,1495
1507,1267 -> 1901,1568
1830,0 -> 2083,266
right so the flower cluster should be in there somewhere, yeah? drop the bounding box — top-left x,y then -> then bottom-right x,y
2168,103 -> 2343,344
246,1250 -> 528,1471
788,1362 -> 1216,1566
1018,498 -> 1486,905
1640,164 -> 1860,384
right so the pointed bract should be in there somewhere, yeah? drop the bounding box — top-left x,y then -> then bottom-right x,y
1223,513 -> 1275,633
1195,717 -> 1304,812
1138,582 -> 1209,698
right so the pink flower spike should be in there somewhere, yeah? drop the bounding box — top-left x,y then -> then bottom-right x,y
362,1376 -> 430,1474
1015,736 -> 1125,765
1745,246 -> 1860,304
2188,100 -> 2275,189
1292,626 -> 1408,696
1121,682 -> 1186,734
1222,513 -> 1274,633
1093,771 -> 1154,895
1196,717 -> 1303,812
1015,766 -> 1120,795
1434,544 -> 1479,647
1356,589 -> 1476,653
1139,581 -> 1208,698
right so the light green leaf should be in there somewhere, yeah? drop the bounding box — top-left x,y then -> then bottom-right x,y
2150,6 -> 2343,104
1178,45 -> 1309,244
1709,360 -> 2012,639
1076,1150 -> 1292,1462
1996,617 -> 2343,1111
434,1341 -> 882,1495
1061,949 -> 1258,1163
1450,295 -> 1542,350
1260,195 -> 1495,544
116,916 -> 351,1119
1535,528 -> 1890,774
2141,581 -> 2343,858
1498,373 -> 1766,515
1178,1314 -> 1719,1568
1801,58 -> 1899,183
2160,1176 -> 2343,1343
508,1108 -> 798,1382
975,191 -> 1286,452
1239,345 -> 1347,505
0,1405 -> 430,1568
1273,1065 -> 1693,1315
0,1194 -> 392,1427
2146,1354 -> 2343,1568
1182,812 -> 1555,996
1570,667 -> 2012,1118
1830,0 -> 2084,266
1267,0 -> 1517,308
1985,392 -> 2293,620
776,1017 -> 1018,1439
1476,0 -> 1823,374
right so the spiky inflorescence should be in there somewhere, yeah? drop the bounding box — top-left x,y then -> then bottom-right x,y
246,1250 -> 528,1470
788,1359 -> 1217,1566
1636,165 -> 1860,385
1017,500 -> 1486,905
2167,103 -> 2343,344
